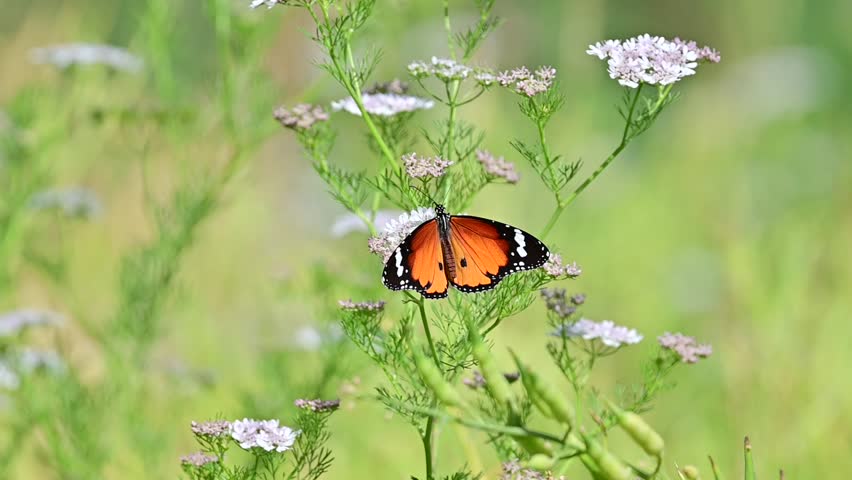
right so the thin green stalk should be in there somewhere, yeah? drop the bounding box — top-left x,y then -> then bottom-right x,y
423,415 -> 436,480
413,294 -> 440,480
441,80 -> 461,204
443,0 -> 456,61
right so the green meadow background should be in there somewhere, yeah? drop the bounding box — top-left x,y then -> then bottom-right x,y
2,0 -> 851,478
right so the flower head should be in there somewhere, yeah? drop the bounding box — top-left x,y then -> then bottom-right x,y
542,254 -> 581,278
338,299 -> 386,312
587,34 -> 720,88
540,288 -> 577,319
368,207 -> 435,262
403,152 -> 453,179
497,65 -> 556,97
365,79 -> 409,95
658,332 -> 713,363
552,318 -> 643,348
29,187 -> 103,219
501,459 -> 566,480
30,43 -> 143,72
476,150 -> 520,183
191,420 -> 231,438
230,418 -> 300,452
0,309 -> 62,337
250,0 -> 289,8
180,452 -> 219,468
331,93 -> 433,117
295,398 -> 341,413
274,104 -> 329,131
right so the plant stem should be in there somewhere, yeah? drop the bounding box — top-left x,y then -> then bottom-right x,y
443,0 -> 456,61
442,80 -> 461,204
539,84 -> 645,239
423,415 -> 436,480
413,295 -> 440,480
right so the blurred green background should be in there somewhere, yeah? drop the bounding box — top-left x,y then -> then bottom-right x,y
2,0 -> 851,478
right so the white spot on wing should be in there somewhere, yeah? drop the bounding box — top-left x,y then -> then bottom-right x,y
513,229 -> 528,258
395,249 -> 404,277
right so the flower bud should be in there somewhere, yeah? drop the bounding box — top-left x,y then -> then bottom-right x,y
525,453 -> 556,471
605,399 -> 664,456
681,465 -> 701,479
582,434 -> 632,480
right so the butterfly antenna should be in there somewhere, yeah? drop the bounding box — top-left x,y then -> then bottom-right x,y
410,185 -> 440,207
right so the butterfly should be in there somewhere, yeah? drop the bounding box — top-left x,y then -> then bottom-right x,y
382,204 -> 550,299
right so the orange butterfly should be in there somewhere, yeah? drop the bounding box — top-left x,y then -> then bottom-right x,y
382,204 -> 550,298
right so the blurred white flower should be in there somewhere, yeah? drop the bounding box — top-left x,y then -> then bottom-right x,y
587,34 -> 719,88
293,326 -> 323,351
0,309 -> 63,337
368,207 -> 435,262
330,210 -> 403,238
552,318 -> 643,348
230,418 -> 299,452
18,349 -> 65,374
30,43 -> 143,72
29,187 -> 103,219
331,93 -> 433,117
0,362 -> 19,390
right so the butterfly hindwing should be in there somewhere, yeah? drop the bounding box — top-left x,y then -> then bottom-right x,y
448,216 -> 549,292
382,219 -> 449,299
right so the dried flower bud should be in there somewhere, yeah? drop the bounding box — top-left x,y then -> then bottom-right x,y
274,104 -> 329,131
402,152 -> 453,179
365,79 -> 409,95
190,420 -> 231,438
476,150 -> 520,183
338,299 -> 386,312
294,398 -> 341,413
180,451 -> 218,468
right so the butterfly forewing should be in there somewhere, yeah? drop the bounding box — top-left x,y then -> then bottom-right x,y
382,219 -> 449,298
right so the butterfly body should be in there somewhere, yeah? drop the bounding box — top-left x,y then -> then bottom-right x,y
382,204 -> 550,299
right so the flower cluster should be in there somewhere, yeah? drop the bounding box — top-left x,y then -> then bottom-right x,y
402,152 -> 453,179
407,57 -> 496,86
658,332 -> 713,363
542,254 -> 582,278
587,34 -> 720,88
180,452 -> 219,468
250,0 -> 289,8
497,66 -> 556,97
476,150 -> 520,183
295,398 -> 341,413
540,288 -> 583,319
274,104 -> 329,131
501,460 -> 567,480
338,299 -> 386,312
30,43 -> 143,72
0,309 -> 62,337
191,420 -> 231,438
365,79 -> 409,95
230,419 -> 300,452
552,318 -> 643,348
368,207 -> 435,262
331,93 -> 433,117
29,187 -> 103,219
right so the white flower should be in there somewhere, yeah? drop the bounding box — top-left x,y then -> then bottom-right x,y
331,93 -> 434,117
587,34 -> 719,88
29,187 -> 103,219
230,418 -> 300,452
330,210 -> 403,238
402,152 -> 453,179
368,207 -> 436,262
0,362 -> 19,390
0,309 -> 62,337
18,349 -> 65,374
430,57 -> 472,80
552,318 -> 643,348
30,43 -> 143,72
250,0 -> 285,8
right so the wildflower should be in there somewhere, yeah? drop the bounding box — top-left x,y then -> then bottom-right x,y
497,65 -> 556,97
338,299 -> 386,312
542,254 -> 581,278
180,451 -> 218,467
552,318 -> 643,348
17,349 -> 65,374
501,459 -> 566,479
474,70 -> 497,87
294,398 -> 341,413
29,187 -> 103,219
587,34 -> 720,88
0,362 -> 19,390
365,79 -> 409,95
658,332 -> 713,363
540,288 -> 576,319
570,293 -> 586,305
230,418 -> 300,452
407,60 -> 433,78
402,152 -> 453,179
331,93 -> 433,117
476,150 -> 520,183
274,104 -> 328,131
0,309 -> 62,337
191,420 -> 231,438
430,57 -> 472,80
30,43 -> 143,72
367,207 -> 435,262
330,210 -> 403,238
250,0 -> 289,8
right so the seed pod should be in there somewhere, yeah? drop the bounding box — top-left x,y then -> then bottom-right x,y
605,399 -> 664,456
470,329 -> 518,413
681,465 -> 701,479
513,434 -> 553,456
510,350 -> 575,428
582,433 -> 632,480
411,342 -> 466,408
526,453 -> 557,471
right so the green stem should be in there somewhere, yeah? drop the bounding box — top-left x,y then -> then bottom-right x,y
416,296 -> 441,368
539,84 -> 646,239
423,416 -> 436,480
442,80 -> 461,204
443,0 -> 456,60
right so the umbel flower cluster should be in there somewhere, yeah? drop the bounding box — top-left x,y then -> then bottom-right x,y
190,418 -> 299,452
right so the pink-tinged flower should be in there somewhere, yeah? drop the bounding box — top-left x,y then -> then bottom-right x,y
476,150 -> 520,183
294,398 -> 341,413
658,332 -> 713,363
402,152 -> 453,179
338,299 -> 386,312
331,93 -> 433,117
543,254 -> 581,278
552,318 -> 643,348
497,66 -> 556,97
191,420 -> 231,438
274,104 -> 329,131
368,207 -> 436,262
587,34 -> 720,88
230,418 -> 300,452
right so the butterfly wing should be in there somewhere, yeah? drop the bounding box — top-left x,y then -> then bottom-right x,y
382,219 -> 449,299
447,216 -> 550,293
